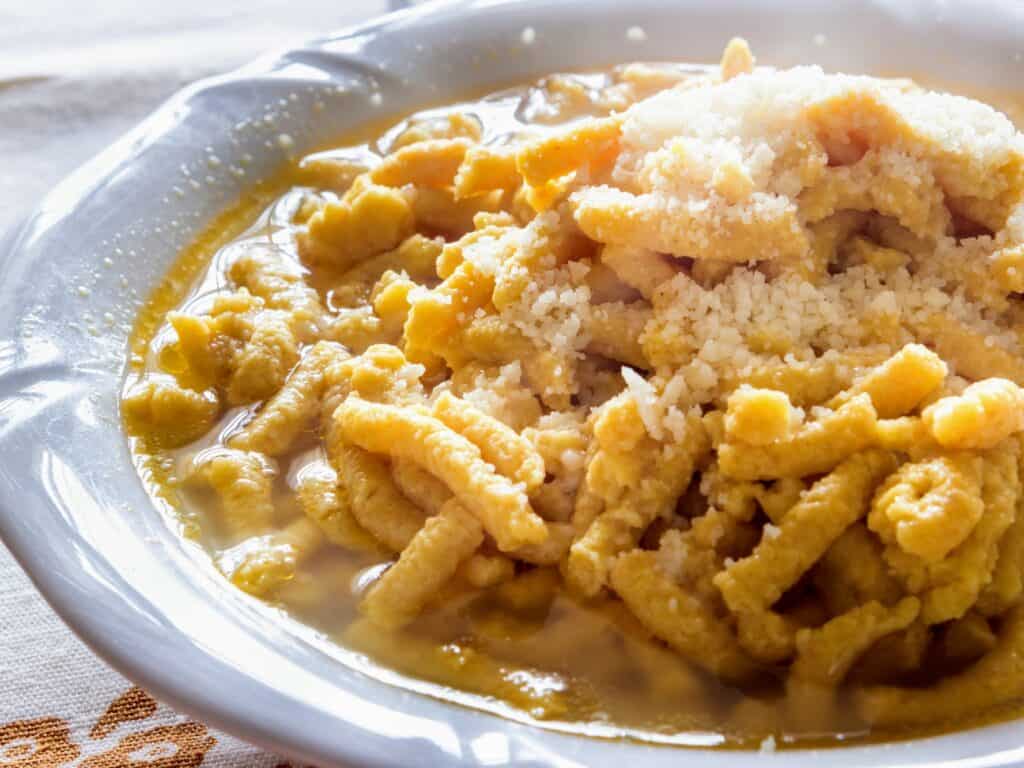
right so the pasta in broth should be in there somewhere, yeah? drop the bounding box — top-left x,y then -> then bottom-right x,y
124,38 -> 1024,748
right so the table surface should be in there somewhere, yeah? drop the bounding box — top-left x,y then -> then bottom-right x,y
0,3 -> 399,765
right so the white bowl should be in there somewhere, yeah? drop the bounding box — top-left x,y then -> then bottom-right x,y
4,1 -> 1024,765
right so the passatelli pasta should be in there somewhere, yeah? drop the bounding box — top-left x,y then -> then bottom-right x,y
124,38 -> 1024,748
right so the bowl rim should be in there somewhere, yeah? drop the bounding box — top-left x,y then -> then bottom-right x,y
6,1 -> 1024,766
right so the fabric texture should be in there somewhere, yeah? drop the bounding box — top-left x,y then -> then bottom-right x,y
0,2 -> 406,765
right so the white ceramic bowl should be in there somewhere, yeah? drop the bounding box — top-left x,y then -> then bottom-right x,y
4,1 -> 1024,765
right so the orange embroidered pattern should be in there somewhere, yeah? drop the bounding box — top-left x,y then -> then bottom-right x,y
0,688 -> 217,768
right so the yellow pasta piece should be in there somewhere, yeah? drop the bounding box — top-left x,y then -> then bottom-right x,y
449,361 -> 545,431
295,153 -> 369,192
434,223 -> 509,280
718,394 -> 878,480
659,509 -> 757,606
404,258 -> 496,368
874,416 -> 936,454
568,400 -> 708,596
326,343 -> 427,407
856,604 -> 1024,726
328,439 -> 425,553
755,477 -> 807,525
914,447 -> 1020,624
221,517 -> 324,597
724,349 -> 889,408
371,138 -> 474,189
693,469 -> 758,537
454,145 -> 521,198
231,341 -> 347,455
850,620 -> 930,686
454,314 -> 535,368
370,270 -> 417,343
330,234 -> 441,308
390,456 -> 452,516
791,598 -> 920,686
978,472 -> 1024,616
510,522 -> 574,566
299,180 -> 415,269
584,261 -> 642,304
950,193 -> 1012,234
923,378 -> 1024,450
599,243 -> 678,300
390,113 -> 482,150
192,449 -> 276,540
485,567 -> 561,616
122,374 -> 219,447
785,597 -> 920,734
296,463 -> 381,553
431,391 -> 545,491
915,312 -> 1024,384
529,483 -> 576,523
992,243 -> 1024,292
813,524 -> 902,615
804,210 -> 870,279
724,386 -> 801,446
458,552 -> 516,588
325,305 -> 388,353
573,184 -> 809,265
939,611 -> 998,666
166,311 -> 223,385
614,62 -> 690,99
714,449 -> 897,661
694,258 -> 741,287
720,37 -> 755,81
228,246 -> 324,339
807,85 -> 1024,205
520,348 -> 579,411
335,398 -> 548,550
490,213 -> 585,311
840,234 -> 910,273
227,310 -> 299,405
412,187 -> 504,236
523,410 -> 585,457
611,549 -> 760,683
214,287 -> 268,316
361,500 -> 484,629
390,234 -> 445,281
567,515 -> 640,596
799,147 -> 949,240
830,343 -> 947,418
737,604 -> 799,664
165,291 -> 274,393
586,301 -> 651,369
516,116 -> 621,188
472,210 -> 518,230
868,454 -> 985,563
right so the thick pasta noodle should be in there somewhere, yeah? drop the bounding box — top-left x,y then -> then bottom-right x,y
361,499 -> 484,629
611,549 -> 761,683
334,397 -> 548,551
124,38 -> 1024,748
230,341 -> 347,455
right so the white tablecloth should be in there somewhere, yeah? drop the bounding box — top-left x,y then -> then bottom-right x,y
0,3 -> 398,765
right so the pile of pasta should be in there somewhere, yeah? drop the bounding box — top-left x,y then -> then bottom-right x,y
125,39 -> 1024,733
